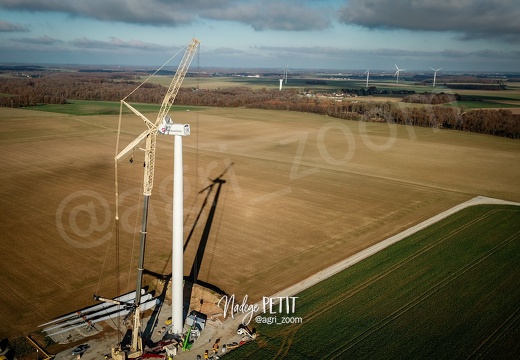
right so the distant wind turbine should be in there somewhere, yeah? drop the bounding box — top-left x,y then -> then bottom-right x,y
429,66 -> 442,87
394,64 -> 405,84
362,69 -> 370,88
283,65 -> 291,84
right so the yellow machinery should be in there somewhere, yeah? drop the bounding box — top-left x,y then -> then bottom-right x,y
26,336 -> 54,360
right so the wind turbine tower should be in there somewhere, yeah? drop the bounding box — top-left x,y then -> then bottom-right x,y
279,78 -> 283,90
283,66 -> 291,84
429,66 -> 442,87
362,69 -> 370,88
394,64 -> 405,84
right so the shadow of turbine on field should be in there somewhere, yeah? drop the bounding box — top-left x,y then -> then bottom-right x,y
182,163 -> 232,315
133,164 -> 231,330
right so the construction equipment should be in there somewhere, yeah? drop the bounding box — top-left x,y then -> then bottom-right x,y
222,342 -> 239,352
96,38 -> 200,360
71,344 -> 90,356
181,318 -> 198,352
25,336 -> 54,360
92,294 -> 135,309
236,324 -> 257,341
211,338 -> 220,354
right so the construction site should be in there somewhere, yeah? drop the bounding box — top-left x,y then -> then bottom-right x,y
0,38 -> 258,360
2,35 -> 520,359
36,280 -> 256,360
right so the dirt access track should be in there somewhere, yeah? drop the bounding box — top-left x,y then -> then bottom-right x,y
1,106 -> 519,338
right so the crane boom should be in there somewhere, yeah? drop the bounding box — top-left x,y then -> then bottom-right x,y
156,38 -> 200,125
116,37 -> 200,196
142,37 -> 199,196
109,38 -> 200,360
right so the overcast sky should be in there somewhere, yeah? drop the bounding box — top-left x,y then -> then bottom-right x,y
0,0 -> 519,72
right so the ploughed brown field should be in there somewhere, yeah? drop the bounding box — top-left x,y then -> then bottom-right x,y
1,106 -> 519,339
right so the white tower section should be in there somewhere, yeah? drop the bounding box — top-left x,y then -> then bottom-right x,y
279,78 -> 283,90
159,117 -> 190,334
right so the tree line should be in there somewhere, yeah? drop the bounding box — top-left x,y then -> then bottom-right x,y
0,73 -> 519,139
402,93 -> 460,105
0,72 -> 165,106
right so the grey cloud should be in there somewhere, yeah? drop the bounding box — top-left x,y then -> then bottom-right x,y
0,0 -> 330,31
70,37 -> 169,51
7,35 -> 107,53
258,45 -> 351,57
209,47 -> 251,55
16,35 -> 59,44
338,0 -> 520,43
441,48 -> 514,59
258,44 -> 518,63
200,1 -> 331,31
0,19 -> 28,31
256,45 -> 434,60
0,0 -> 200,26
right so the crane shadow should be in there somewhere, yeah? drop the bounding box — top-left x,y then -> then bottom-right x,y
141,272 -> 171,344
182,163 -> 232,319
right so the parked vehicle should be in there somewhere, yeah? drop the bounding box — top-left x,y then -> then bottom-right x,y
71,344 -> 90,356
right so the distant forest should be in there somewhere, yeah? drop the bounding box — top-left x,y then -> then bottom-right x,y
0,72 -> 519,139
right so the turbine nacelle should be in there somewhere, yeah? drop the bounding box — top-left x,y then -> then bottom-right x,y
158,116 -> 190,136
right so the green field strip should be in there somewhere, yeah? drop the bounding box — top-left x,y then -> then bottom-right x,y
327,227 -> 520,359
273,207 -> 500,321
457,94 -> 520,101
336,207 -> 516,358
444,100 -> 520,109
225,205 -> 520,359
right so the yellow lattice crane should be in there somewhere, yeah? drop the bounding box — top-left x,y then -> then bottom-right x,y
98,38 -> 200,360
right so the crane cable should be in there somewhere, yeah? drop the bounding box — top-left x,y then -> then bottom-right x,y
113,100 -> 124,340
122,46 -> 185,102
126,172 -> 144,291
94,101 -> 125,297
92,100 -> 126,339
